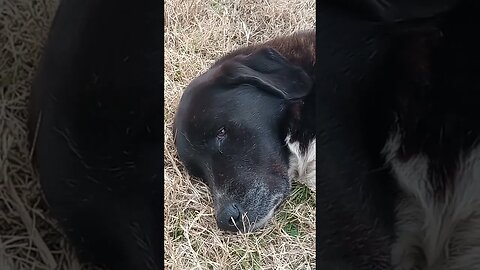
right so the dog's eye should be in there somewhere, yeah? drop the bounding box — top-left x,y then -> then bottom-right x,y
216,127 -> 227,139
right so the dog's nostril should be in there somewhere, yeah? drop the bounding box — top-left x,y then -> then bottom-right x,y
217,202 -> 243,231
227,204 -> 241,225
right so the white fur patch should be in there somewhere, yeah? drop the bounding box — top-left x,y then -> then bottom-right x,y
384,130 -> 480,270
286,134 -> 316,192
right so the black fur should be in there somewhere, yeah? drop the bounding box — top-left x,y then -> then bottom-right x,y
315,0 -> 479,268
28,0 -> 163,269
174,32 -> 316,232
315,6 -> 398,267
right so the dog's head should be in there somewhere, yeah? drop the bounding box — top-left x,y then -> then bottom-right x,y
174,48 -> 312,232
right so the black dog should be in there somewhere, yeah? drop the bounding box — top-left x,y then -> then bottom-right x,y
316,0 -> 480,269
29,0 -> 162,269
174,31 -> 316,232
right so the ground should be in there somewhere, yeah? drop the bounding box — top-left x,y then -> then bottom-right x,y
0,0 -> 316,269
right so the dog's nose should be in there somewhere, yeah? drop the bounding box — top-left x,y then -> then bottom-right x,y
216,203 -> 244,231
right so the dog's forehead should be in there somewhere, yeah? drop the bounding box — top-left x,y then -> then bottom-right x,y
181,71 -> 250,119
176,60 -> 282,142
181,65 -> 230,107
177,78 -> 227,138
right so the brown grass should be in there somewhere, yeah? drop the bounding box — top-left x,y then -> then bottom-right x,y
164,0 -> 316,269
1,0 -> 315,269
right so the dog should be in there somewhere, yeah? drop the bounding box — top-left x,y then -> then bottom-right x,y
174,30 -> 316,232
315,0 -> 480,269
29,0 -> 162,269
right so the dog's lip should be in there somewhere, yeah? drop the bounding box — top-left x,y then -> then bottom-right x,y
272,196 -> 286,212
248,195 -> 285,231
273,198 -> 286,212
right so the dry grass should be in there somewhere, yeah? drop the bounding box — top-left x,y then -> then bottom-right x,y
164,0 -> 316,269
0,0 -> 315,269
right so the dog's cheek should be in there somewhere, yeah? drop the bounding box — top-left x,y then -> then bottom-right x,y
270,161 -> 288,178
265,161 -> 290,193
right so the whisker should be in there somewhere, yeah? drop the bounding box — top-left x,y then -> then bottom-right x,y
180,131 -> 199,152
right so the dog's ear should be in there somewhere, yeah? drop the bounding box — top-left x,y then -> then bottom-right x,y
320,0 -> 460,22
225,47 -> 312,100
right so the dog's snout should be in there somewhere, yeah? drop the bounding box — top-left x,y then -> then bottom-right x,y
216,202 -> 243,231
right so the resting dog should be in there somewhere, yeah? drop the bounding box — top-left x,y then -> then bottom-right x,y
316,0 -> 480,269
174,31 -> 316,232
